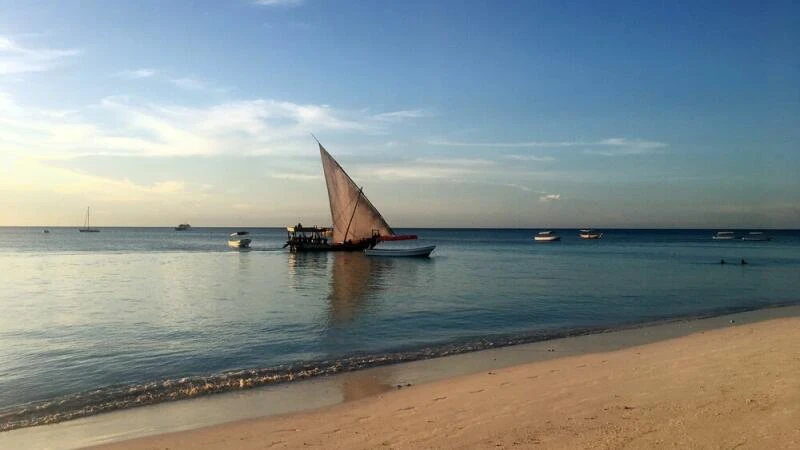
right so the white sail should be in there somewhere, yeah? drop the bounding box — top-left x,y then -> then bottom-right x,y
319,143 -> 394,243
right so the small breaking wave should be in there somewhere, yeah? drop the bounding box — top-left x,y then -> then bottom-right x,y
2,302 -> 793,432
0,325 -> 604,432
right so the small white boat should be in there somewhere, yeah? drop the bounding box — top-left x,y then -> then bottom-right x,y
712,231 -> 737,240
579,229 -> 602,239
741,232 -> 771,241
534,231 -> 560,242
227,231 -> 251,248
365,245 -> 436,257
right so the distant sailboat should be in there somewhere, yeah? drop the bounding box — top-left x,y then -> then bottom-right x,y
286,139 -> 417,252
79,207 -> 100,232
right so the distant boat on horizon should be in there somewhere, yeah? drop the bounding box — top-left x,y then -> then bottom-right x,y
741,231 -> 771,241
174,223 -> 192,231
78,207 -> 100,233
579,229 -> 602,239
712,231 -> 737,240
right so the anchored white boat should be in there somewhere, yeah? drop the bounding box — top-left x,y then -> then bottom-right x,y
534,231 -> 560,242
579,229 -> 602,239
365,245 -> 436,258
712,231 -> 737,240
741,231 -> 771,241
228,231 -> 251,248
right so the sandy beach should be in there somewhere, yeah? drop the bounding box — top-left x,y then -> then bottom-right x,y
94,316 -> 799,450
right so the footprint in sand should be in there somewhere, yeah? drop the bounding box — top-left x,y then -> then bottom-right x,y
469,389 -> 485,394
396,406 -> 415,412
433,396 -> 447,401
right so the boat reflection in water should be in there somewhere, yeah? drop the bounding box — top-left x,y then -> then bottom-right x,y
327,252 -> 386,324
287,251 -> 424,326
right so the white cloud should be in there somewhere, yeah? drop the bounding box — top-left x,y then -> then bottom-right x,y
118,68 -> 157,79
0,35 -> 80,75
539,194 -> 561,201
254,0 -> 304,6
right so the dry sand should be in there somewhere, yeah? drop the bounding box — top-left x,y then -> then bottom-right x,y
96,317 -> 799,449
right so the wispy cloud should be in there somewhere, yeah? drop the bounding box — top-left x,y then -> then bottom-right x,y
430,137 -> 668,156
374,109 -> 431,122
358,157 -> 495,180
254,0 -> 304,6
429,138 -> 577,148
0,35 -> 80,75
504,183 -> 533,192
416,158 -> 494,167
270,172 -> 321,181
118,68 -> 157,79
582,138 -> 668,156
539,194 -> 561,202
0,91 -> 425,159
505,154 -> 556,162
169,77 -> 230,94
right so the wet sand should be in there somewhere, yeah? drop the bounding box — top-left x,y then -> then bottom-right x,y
94,315 -> 800,449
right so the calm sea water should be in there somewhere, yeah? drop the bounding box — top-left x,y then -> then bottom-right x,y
1,227 -> 799,430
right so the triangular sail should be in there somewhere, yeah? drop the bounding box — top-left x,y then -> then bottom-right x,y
319,143 -> 394,243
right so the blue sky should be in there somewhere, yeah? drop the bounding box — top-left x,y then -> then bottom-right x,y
1,0 -> 798,227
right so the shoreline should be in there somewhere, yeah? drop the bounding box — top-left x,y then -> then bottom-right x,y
2,302 -> 797,433
2,304 -> 798,449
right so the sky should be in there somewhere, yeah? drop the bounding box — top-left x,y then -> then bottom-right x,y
1,0 -> 798,228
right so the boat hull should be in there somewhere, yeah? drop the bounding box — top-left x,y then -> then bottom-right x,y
228,238 -> 251,248
288,239 -> 375,252
365,245 -> 435,257
534,236 -> 560,242
79,229 -> 100,233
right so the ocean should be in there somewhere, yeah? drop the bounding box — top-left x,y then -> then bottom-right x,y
1,227 -> 798,431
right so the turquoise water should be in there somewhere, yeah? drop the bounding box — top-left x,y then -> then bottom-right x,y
1,227 -> 798,430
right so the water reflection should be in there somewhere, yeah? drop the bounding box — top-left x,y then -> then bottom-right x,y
286,252 -> 329,291
327,253 -> 386,324
287,252 -> 428,325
